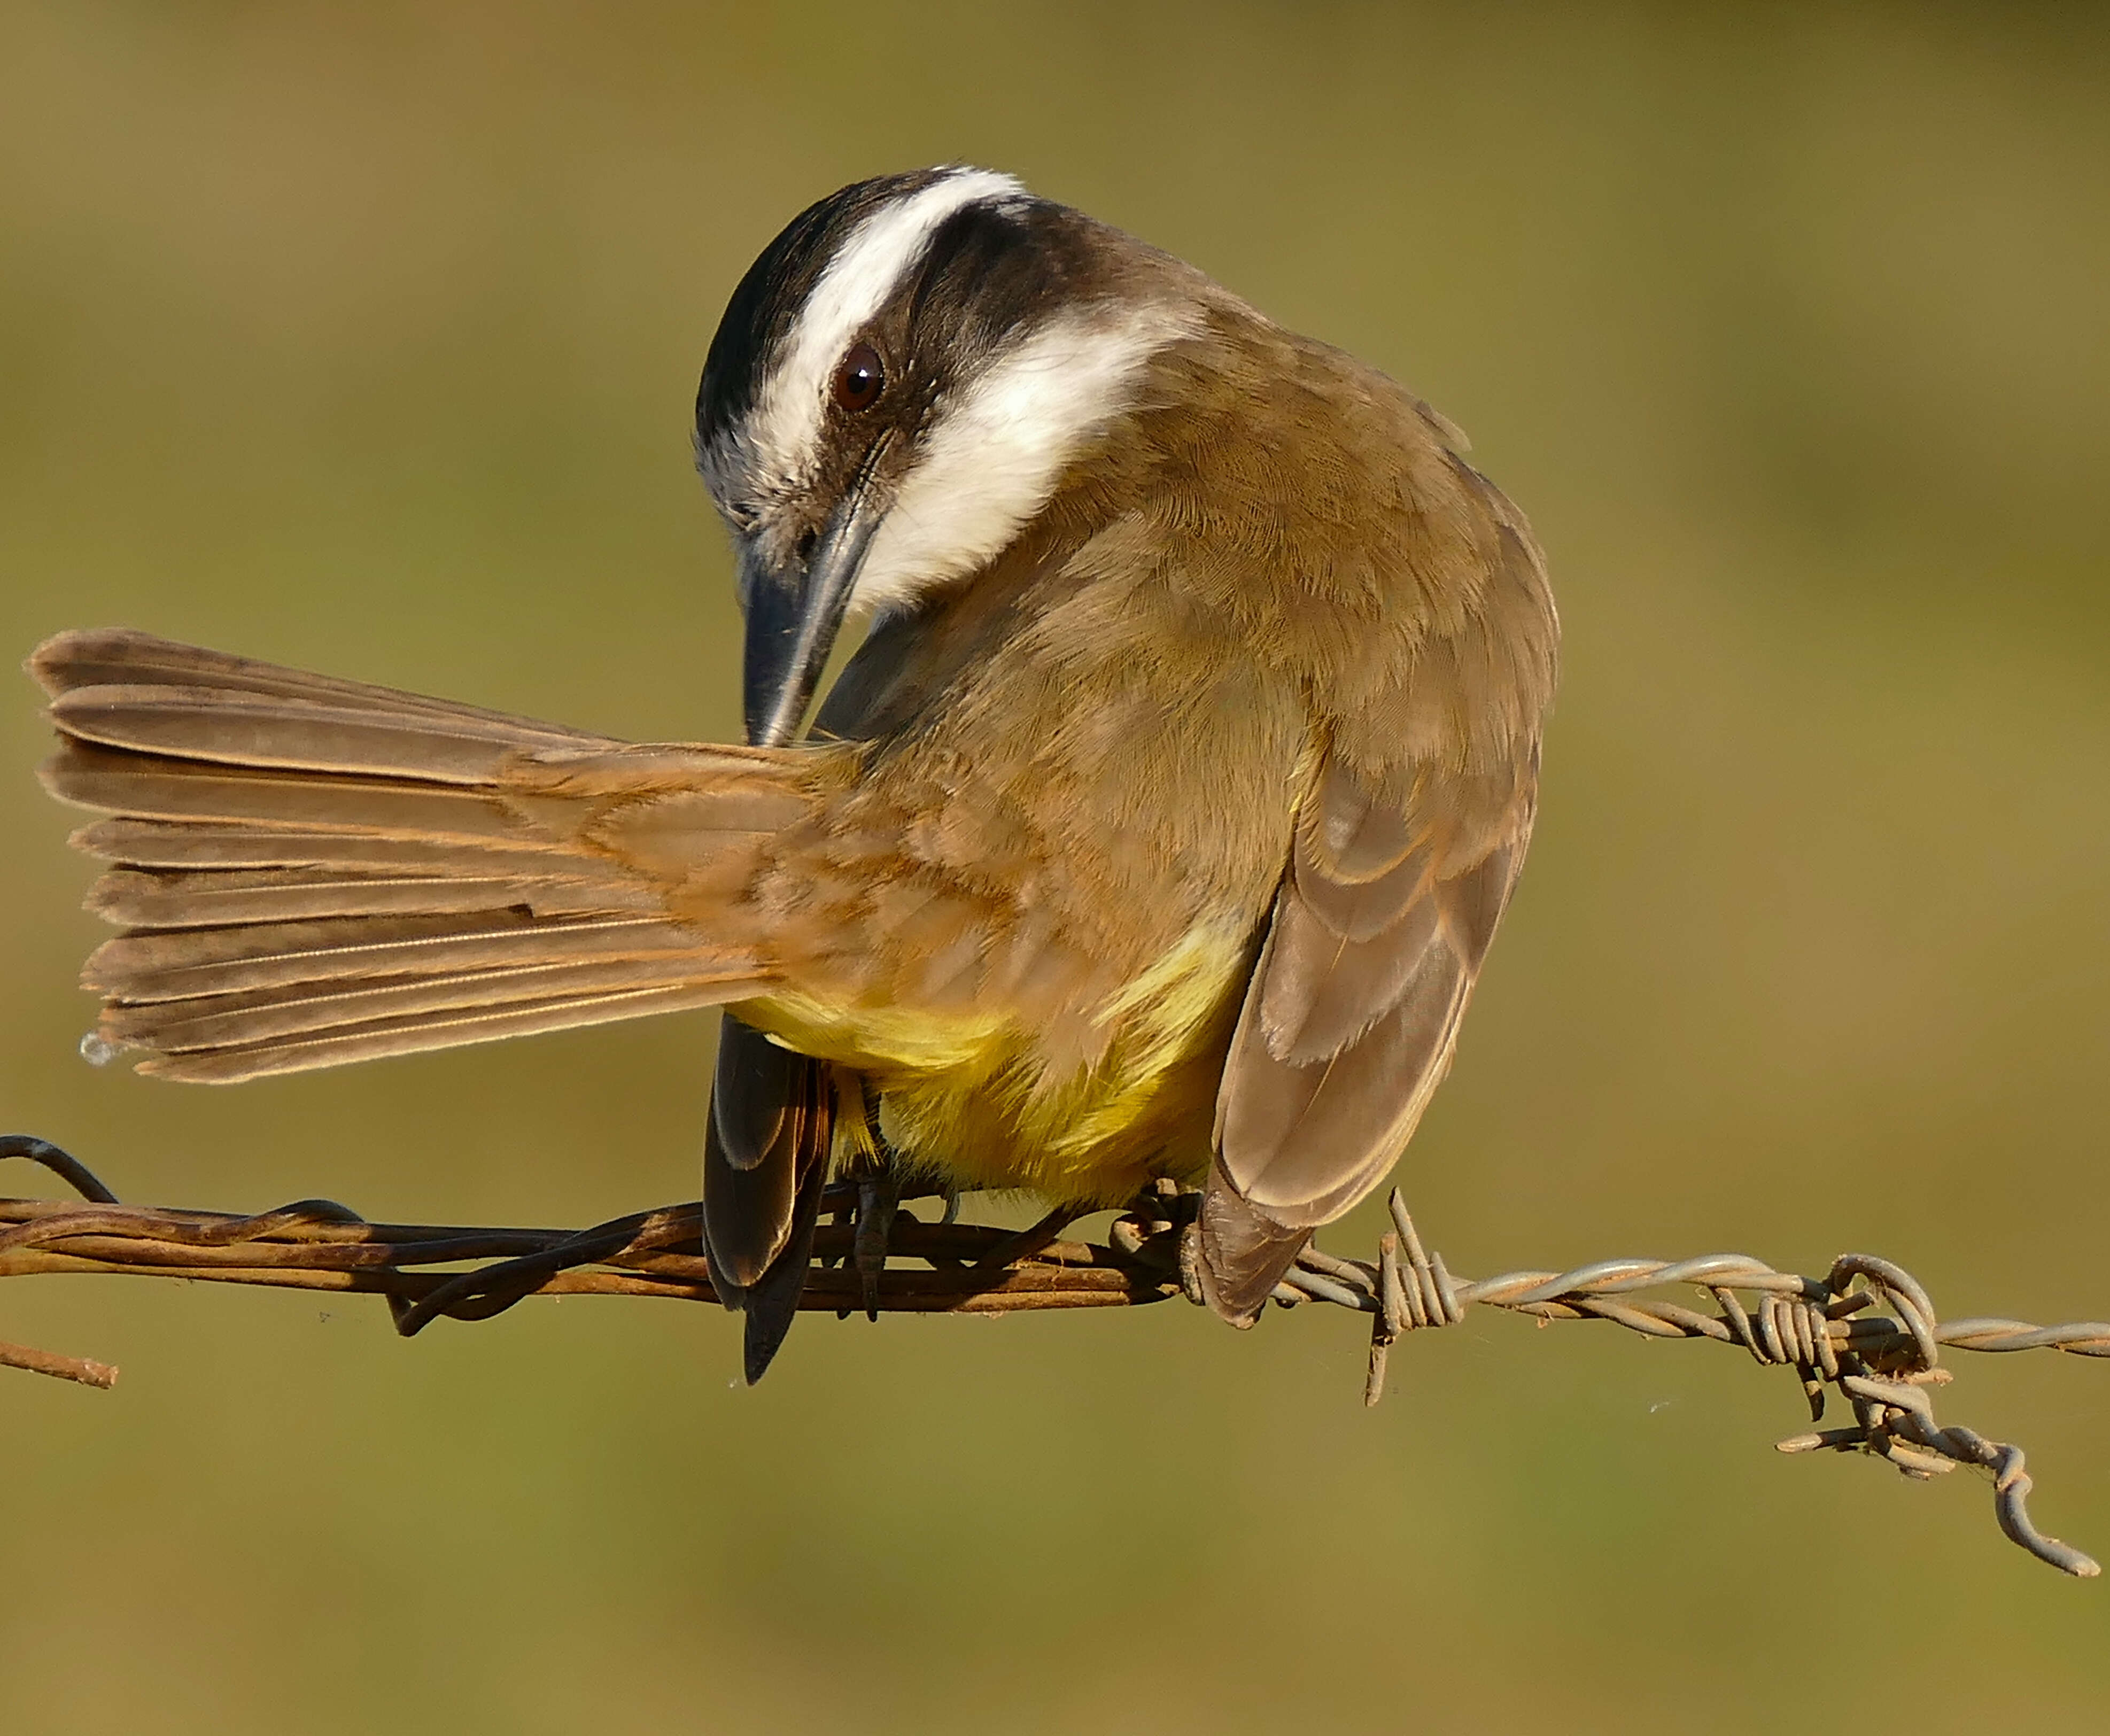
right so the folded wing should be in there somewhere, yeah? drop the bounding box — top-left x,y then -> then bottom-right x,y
1201,503 -> 1557,1321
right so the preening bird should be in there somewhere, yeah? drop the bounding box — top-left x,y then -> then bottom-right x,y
30,167 -> 1558,1380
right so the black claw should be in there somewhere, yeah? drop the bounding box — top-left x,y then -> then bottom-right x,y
854,1173 -> 899,1321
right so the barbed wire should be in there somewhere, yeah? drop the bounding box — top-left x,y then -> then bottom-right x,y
3,1134 -> 2104,1576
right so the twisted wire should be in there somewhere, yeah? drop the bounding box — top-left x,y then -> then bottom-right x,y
3,1138 -> 2103,1575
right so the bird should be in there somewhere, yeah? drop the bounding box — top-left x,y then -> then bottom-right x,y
29,166 -> 1558,1381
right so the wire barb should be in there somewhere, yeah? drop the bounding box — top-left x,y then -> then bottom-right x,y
3,1143 -> 2103,1576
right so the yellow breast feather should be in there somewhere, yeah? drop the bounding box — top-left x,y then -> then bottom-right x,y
738,923 -> 1249,1204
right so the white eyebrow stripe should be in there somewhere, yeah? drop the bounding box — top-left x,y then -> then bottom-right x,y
748,168 -> 1026,486
847,301 -> 1198,621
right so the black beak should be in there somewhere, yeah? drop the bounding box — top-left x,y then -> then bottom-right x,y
739,489 -> 883,747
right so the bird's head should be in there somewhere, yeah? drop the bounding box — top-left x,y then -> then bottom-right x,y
695,167 -> 1201,745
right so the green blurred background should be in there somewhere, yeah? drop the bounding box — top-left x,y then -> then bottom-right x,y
4,3 -> 2106,1730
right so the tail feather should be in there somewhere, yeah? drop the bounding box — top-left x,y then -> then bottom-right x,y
32,629 -> 607,743
67,822 -> 659,886
139,981 -> 741,1083
47,747 -> 561,848
48,684 -> 598,785
85,865 -> 666,929
30,629 -> 821,1082
100,952 -> 759,1054
46,743 -> 570,843
83,913 -> 712,1001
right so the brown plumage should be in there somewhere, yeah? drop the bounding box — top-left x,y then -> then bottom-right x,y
31,169 -> 1557,1364
33,631 -> 818,1079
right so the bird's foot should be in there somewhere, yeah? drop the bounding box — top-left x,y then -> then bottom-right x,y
853,1171 -> 899,1320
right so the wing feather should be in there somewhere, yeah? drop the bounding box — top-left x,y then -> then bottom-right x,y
1200,475 -> 1556,1322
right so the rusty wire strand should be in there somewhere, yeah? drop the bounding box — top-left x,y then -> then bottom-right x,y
2,1137 -> 2103,1576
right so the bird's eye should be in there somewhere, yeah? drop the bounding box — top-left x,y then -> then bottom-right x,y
832,343 -> 885,412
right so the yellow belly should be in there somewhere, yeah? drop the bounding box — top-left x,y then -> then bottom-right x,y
735,924 -> 1248,1205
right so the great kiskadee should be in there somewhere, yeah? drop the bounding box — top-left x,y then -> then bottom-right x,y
30,167 -> 1557,1380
